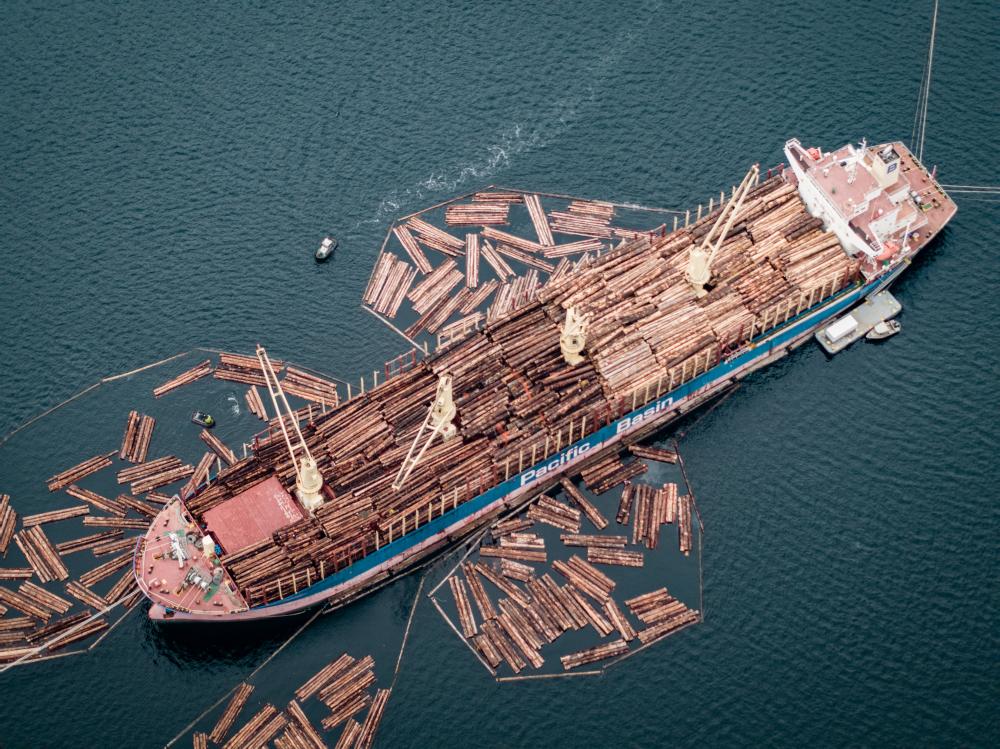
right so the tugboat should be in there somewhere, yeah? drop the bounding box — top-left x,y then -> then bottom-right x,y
315,236 -> 337,262
866,319 -> 901,341
191,411 -> 215,428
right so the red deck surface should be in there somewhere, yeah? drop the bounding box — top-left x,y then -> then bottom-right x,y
203,476 -> 304,554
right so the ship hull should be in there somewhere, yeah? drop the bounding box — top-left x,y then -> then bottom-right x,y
147,257 -> 912,623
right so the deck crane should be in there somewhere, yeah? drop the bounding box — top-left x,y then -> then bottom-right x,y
392,373 -> 457,492
685,163 -> 760,297
255,344 -> 326,514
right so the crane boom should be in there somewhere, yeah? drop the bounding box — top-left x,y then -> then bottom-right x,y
685,164 -> 760,296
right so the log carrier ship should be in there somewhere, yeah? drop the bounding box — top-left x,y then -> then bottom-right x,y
135,139 -> 956,622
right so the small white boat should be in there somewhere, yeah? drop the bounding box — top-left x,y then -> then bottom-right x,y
866,319 -> 901,341
315,236 -> 337,262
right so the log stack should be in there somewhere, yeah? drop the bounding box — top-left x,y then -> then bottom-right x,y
119,411 -> 155,463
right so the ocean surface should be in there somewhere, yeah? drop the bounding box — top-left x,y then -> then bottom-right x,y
1,1 -> 997,746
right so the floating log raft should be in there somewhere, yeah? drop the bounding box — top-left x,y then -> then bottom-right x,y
445,202 -> 510,226
209,682 -> 254,744
21,505 -> 88,527
524,194 -> 554,246
283,700 -> 325,749
0,568 -> 33,580
0,495 -> 16,555
463,562 -> 496,622
46,451 -> 115,492
18,581 -> 72,615
602,597 -> 637,642
215,352 -> 284,387
0,586 -> 53,620
153,359 -> 212,398
392,227 -> 432,275
15,527 -> 68,582
527,495 -> 581,533
116,494 -> 158,519
245,386 -> 268,421
587,547 -> 644,568
678,494 -> 693,555
355,688 -> 391,749
449,576 -> 477,638
56,530 -> 123,556
119,411 -> 155,463
629,444 -> 679,463
118,456 -> 193,494
333,720 -> 362,749
560,479 -> 608,531
78,551 -> 132,586
82,516 -> 150,530
65,485 -> 127,517
560,638 -> 628,670
222,704 -> 283,749
552,555 -> 616,603
497,558 -> 534,583
407,217 -> 465,258
65,580 -> 108,609
560,533 -> 627,548
201,430 -> 237,466
296,653 -> 355,700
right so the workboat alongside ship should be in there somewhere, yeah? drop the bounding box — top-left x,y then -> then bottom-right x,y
135,138 -> 956,622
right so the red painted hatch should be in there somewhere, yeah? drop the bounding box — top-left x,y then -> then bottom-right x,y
202,475 -> 304,554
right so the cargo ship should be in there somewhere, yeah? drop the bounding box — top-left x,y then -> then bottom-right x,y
135,139 -> 956,622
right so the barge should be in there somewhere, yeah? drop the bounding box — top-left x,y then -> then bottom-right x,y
135,138 -> 956,622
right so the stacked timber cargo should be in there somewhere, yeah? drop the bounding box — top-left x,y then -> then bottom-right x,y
178,174 -> 856,609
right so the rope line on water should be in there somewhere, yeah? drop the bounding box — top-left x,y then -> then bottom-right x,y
913,0 -> 940,162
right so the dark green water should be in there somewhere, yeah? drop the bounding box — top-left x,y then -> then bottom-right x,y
1,1 -> 997,746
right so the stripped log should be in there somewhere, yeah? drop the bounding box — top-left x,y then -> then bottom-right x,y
153,359 -> 212,397
479,545 -> 545,563
498,558 -> 534,583
393,226 -> 433,274
46,452 -> 115,492
524,194 -> 554,246
445,202 -> 510,226
603,597 -> 637,642
65,580 -> 109,610
464,233 -> 480,288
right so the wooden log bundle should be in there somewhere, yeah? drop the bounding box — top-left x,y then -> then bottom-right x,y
18,580 -> 72,615
78,551 -> 132,586
118,456 -> 194,494
15,527 -> 69,582
119,410 -> 155,463
560,479 -> 608,530
209,683 -> 254,744
587,547 -> 644,567
65,580 -> 108,609
318,655 -> 376,730
678,494 -> 693,555
181,451 -> 216,497
0,586 -> 53,620
222,704 -> 284,749
445,202 -> 510,226
82,516 -> 150,530
629,444 -> 678,463
21,505 -> 89,528
527,495 -> 581,533
201,429 -> 237,466
0,568 -> 33,580
0,495 -> 16,555
552,555 -> 615,603
355,688 -> 391,749
46,451 -> 115,492
65,485 -> 127,517
524,194 -> 555,246
245,386 -> 268,421
449,576 -> 477,638
462,562 -> 496,621
153,359 -> 212,398
56,529 -> 123,556
560,638 -> 628,670
215,352 -> 284,387
407,217 -> 466,258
